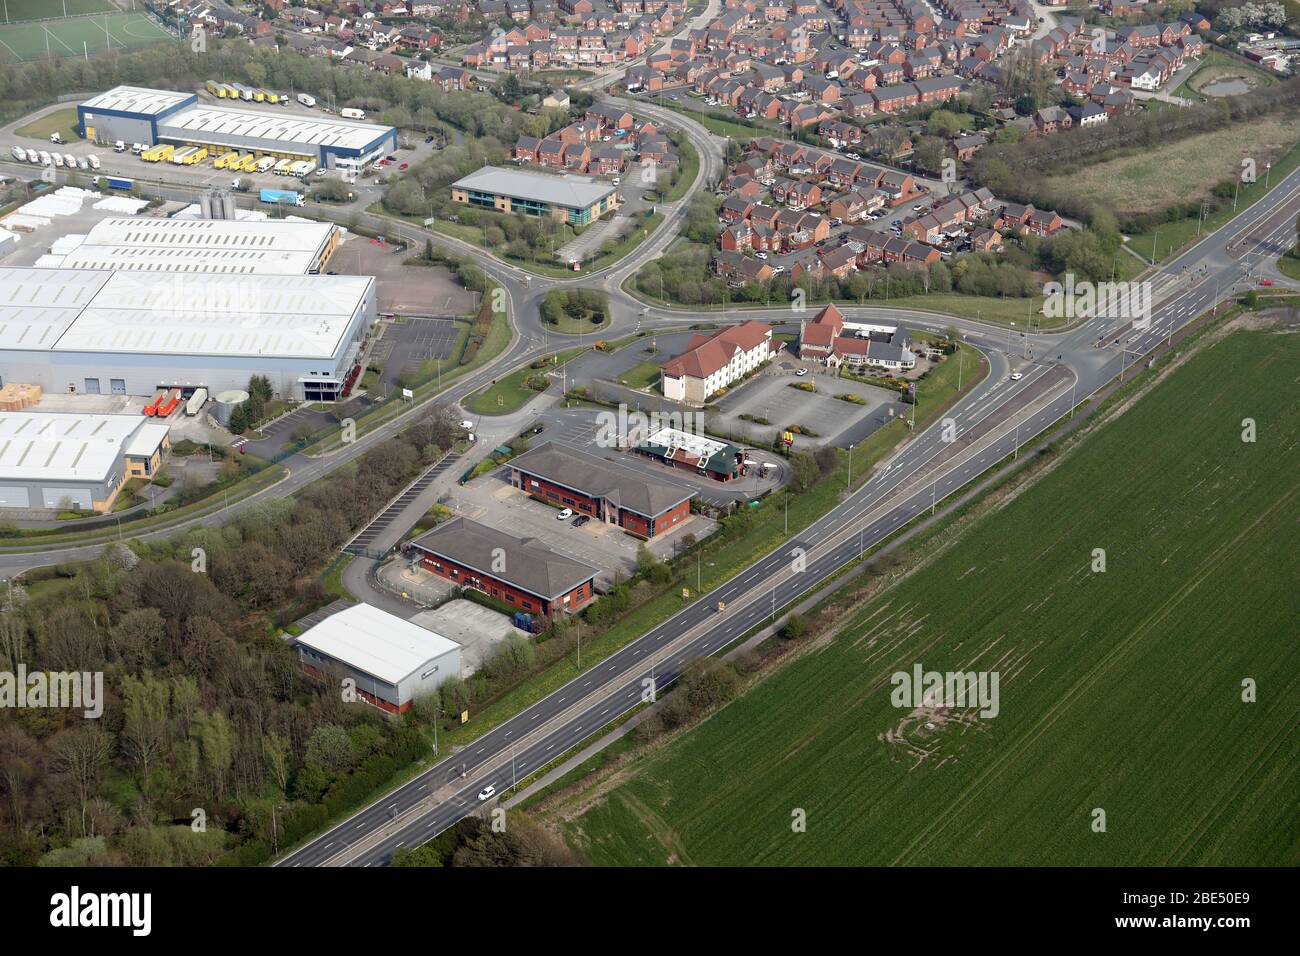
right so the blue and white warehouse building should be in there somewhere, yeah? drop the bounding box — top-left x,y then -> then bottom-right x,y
78,85 -> 397,170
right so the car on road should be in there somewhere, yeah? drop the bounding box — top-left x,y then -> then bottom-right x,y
399,162 -> 408,170
573,514 -> 590,527
477,786 -> 496,801
796,368 -> 809,376
1258,278 -> 1274,286
458,420 -> 474,430
425,135 -> 436,144
1010,372 -> 1023,381
557,508 -> 574,520
756,251 -> 769,259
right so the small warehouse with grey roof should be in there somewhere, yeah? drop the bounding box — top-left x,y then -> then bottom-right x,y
294,602 -> 461,715
78,85 -> 397,169
0,266 -> 375,402
0,411 -> 170,511
451,167 -> 619,226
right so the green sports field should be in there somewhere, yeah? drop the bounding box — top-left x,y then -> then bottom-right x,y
555,324 -> 1300,866
0,12 -> 172,63
1,0 -> 117,22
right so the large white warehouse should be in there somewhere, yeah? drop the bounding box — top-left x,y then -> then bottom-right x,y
0,267 -> 375,402
37,217 -> 343,275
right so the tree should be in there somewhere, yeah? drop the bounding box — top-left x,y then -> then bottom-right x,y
49,725 -> 113,837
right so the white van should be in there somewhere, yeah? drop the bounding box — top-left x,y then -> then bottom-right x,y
114,140 -> 126,153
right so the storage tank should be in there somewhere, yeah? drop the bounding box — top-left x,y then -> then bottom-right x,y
212,389 -> 249,426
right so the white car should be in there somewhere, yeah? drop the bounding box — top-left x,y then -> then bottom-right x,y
1010,372 -> 1023,381
755,251 -> 769,260
557,508 -> 574,520
477,786 -> 496,802
796,368 -> 809,377
458,420 -> 474,430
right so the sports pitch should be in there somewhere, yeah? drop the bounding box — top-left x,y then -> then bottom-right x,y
0,12 -> 173,63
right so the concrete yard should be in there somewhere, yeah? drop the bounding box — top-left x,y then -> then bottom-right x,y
410,599 -> 524,676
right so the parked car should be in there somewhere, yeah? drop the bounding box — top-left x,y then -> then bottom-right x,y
573,515 -> 590,528
756,251 -> 769,260
557,508 -> 574,520
399,162 -> 408,170
796,368 -> 809,377
425,135 -> 436,144
458,420 -> 475,430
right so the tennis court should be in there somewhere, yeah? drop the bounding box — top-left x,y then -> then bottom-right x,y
0,12 -> 174,63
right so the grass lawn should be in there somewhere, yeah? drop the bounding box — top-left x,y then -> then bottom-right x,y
618,358 -> 662,391
1,0 -> 115,21
15,107 -> 82,142
0,12 -> 171,63
1277,247 -> 1300,281
1175,51 -> 1276,103
552,327 -> 1300,866
663,138 -> 699,203
464,347 -> 585,416
544,311 -> 610,335
660,101 -> 770,143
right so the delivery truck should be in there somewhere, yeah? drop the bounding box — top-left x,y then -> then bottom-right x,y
340,107 -> 365,120
102,176 -> 134,190
170,146 -> 198,165
185,388 -> 208,417
297,93 -> 316,108
274,158 -> 293,175
255,156 -> 275,173
260,188 -> 304,207
87,154 -> 101,170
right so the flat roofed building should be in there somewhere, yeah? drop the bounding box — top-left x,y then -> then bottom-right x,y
79,85 -> 397,169
0,267 -> 375,402
0,411 -> 170,511
509,441 -> 696,538
634,426 -> 743,482
294,603 -> 461,714
407,516 -> 598,617
451,166 -> 619,226
42,218 -> 342,275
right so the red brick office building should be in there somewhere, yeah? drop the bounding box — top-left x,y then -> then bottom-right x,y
509,442 -> 695,539
407,517 -> 598,617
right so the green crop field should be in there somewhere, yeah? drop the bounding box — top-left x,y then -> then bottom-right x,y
0,12 -> 172,63
555,326 -> 1300,866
